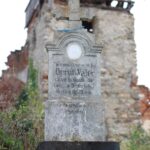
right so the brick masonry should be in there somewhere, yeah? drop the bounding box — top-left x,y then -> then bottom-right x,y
0,46 -> 28,110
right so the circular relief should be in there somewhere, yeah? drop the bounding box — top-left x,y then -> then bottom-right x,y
66,43 -> 82,60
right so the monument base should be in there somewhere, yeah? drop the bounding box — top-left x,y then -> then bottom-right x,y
37,142 -> 120,150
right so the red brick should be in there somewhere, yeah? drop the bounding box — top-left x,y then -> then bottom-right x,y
0,46 -> 28,110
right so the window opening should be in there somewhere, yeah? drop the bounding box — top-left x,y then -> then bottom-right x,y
82,20 -> 93,33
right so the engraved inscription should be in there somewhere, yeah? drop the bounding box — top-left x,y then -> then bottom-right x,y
65,103 -> 85,113
53,63 -> 96,97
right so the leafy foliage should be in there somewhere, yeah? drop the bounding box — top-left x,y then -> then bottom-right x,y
0,60 -> 44,150
0,128 -> 23,150
127,126 -> 150,150
121,126 -> 150,150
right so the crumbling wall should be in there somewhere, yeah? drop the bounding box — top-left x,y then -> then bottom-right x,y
26,3 -> 53,94
94,10 -> 140,140
0,47 -> 28,110
26,1 -> 140,140
138,85 -> 150,132
0,1 -> 143,140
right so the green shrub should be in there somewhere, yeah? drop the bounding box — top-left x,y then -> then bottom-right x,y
0,128 -> 23,150
121,126 -> 150,150
0,60 -> 44,149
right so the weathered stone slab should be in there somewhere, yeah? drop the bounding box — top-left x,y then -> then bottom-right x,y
46,31 -> 105,141
47,32 -> 101,100
45,100 -> 105,141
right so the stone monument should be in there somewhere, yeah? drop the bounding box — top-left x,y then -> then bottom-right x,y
37,0 -> 120,149
45,31 -> 105,141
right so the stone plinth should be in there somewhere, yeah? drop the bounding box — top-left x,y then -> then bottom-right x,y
37,142 -> 120,150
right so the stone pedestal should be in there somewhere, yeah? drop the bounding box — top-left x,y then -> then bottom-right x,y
37,142 -> 120,150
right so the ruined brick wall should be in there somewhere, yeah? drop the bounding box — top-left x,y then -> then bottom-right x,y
138,85 -> 150,132
0,77 -> 24,110
25,0 -> 140,140
0,47 -> 28,110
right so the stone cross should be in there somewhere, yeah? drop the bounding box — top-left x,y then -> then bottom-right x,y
68,0 -> 80,21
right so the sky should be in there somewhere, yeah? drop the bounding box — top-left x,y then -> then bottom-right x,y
133,0 -> 150,87
0,0 -> 29,73
0,0 -> 150,87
